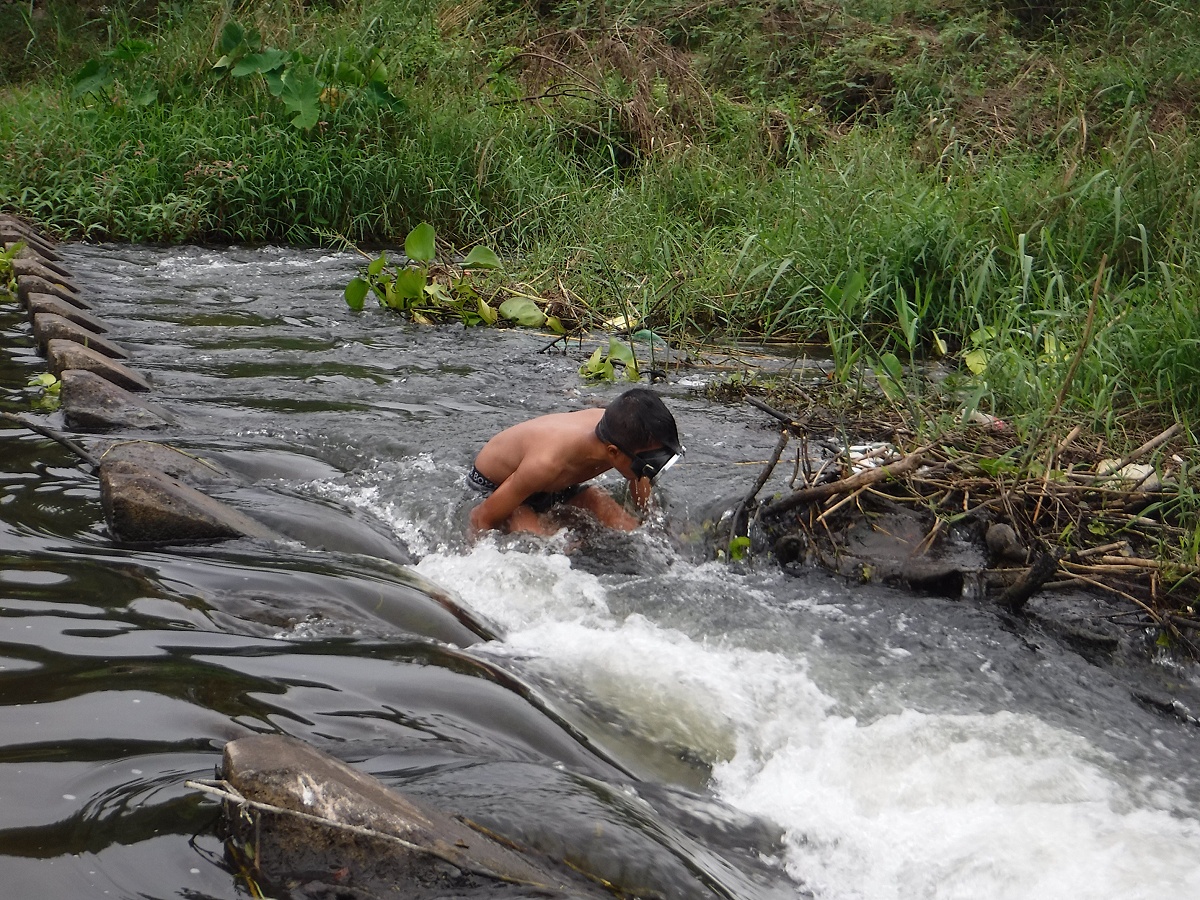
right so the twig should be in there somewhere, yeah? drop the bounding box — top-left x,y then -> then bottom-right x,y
731,429 -> 789,539
1,411 -> 100,469
746,395 -> 803,429
762,444 -> 931,517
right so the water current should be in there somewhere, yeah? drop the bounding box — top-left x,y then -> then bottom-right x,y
2,245 -> 1199,900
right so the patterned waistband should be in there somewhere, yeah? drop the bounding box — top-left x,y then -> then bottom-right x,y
466,466 -> 499,494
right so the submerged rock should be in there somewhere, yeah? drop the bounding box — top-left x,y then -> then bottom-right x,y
219,734 -> 606,900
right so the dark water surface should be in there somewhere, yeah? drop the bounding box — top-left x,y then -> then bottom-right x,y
2,245 -> 1199,900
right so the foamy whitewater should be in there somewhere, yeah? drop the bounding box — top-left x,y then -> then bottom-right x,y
413,541 -> 1200,900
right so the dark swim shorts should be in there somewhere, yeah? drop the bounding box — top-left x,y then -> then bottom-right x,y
466,466 -> 587,514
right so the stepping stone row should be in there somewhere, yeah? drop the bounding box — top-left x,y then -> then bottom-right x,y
2,214 -> 272,545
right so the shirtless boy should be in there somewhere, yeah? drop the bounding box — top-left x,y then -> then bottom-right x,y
467,388 -> 683,537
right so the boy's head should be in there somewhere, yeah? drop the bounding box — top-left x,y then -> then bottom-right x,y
596,388 -> 683,480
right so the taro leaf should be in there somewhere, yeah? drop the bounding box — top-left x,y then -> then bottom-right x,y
71,60 -> 114,98
334,61 -> 365,87
546,315 -> 566,335
364,80 -> 405,111
367,253 -> 387,276
366,56 -> 388,85
106,39 -> 154,63
476,296 -> 498,326
279,66 -> 321,129
344,277 -> 369,310
233,49 -> 290,78
129,84 -> 159,107
217,21 -> 247,57
393,267 -> 426,301
498,296 -> 546,328
462,245 -> 502,270
405,223 -> 436,264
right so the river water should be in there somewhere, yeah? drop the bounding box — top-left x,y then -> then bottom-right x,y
2,244 -> 1199,900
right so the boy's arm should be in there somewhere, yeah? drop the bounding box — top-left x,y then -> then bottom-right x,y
468,466 -> 545,536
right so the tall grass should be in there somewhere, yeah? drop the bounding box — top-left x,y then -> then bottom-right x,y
2,0 -> 1199,438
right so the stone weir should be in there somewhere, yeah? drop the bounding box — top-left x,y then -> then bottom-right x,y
1,219 -> 643,898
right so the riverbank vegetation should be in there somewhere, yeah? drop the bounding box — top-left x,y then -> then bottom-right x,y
2,1 -> 1199,632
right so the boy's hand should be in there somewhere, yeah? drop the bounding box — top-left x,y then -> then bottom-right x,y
630,475 -> 653,511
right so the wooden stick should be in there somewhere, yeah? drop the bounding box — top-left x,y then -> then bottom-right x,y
0,411 -> 100,469
731,428 -> 789,539
997,548 -> 1062,612
762,444 -> 931,517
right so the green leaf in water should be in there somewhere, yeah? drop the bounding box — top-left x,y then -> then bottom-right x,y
405,223 -> 436,264
498,296 -> 546,328
344,277 -> 369,310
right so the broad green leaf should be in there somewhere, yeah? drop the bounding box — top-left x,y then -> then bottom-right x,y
71,60 -> 114,98
106,39 -> 154,63
232,49 -> 289,77
462,245 -> 502,269
279,66 -> 321,129
344,277 -> 369,310
607,338 -> 635,366
334,61 -> 365,87
129,84 -> 158,107
263,67 -> 285,96
217,22 -> 246,56
367,57 -> 389,84
546,315 -> 565,334
964,348 -> 988,375
405,223 -> 436,263
393,267 -> 426,301
729,535 -> 752,561
476,297 -> 498,325
875,368 -> 905,403
364,80 -> 405,111
498,296 -> 546,327
29,373 -> 58,388
367,253 -> 387,276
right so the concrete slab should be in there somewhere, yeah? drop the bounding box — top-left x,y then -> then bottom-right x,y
33,313 -> 130,360
46,339 -> 151,392
61,370 -> 172,431
27,294 -> 110,334
99,459 -> 278,544
220,734 -> 602,899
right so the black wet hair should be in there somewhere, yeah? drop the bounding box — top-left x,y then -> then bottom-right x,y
596,388 -> 680,453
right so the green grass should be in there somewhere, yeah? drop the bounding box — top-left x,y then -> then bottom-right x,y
2,0 -> 1200,444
